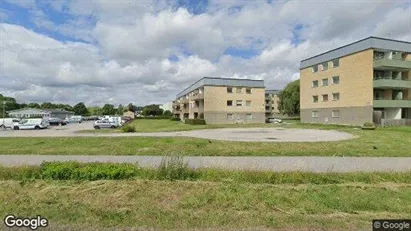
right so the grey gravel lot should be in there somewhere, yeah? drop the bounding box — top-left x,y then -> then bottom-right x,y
1,155 -> 411,172
0,121 -> 354,142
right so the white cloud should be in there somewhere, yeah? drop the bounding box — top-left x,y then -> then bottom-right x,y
1,1 -> 411,106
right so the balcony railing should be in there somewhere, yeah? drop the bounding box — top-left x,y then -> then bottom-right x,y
190,93 -> 204,100
373,99 -> 411,108
373,57 -> 411,70
373,78 -> 411,89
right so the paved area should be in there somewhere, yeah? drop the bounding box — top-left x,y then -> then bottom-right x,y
0,121 -> 354,142
1,155 -> 411,172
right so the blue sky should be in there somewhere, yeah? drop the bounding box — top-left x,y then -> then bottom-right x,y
0,0 -> 410,105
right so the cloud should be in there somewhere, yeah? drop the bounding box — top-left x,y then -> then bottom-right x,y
1,1 -> 411,106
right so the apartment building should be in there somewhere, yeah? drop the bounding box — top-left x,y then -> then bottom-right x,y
172,77 -> 265,124
265,90 -> 280,118
300,37 -> 411,126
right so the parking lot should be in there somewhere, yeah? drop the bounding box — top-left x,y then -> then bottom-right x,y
0,121 -> 354,142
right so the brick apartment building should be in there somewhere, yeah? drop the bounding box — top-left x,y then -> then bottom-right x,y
172,77 -> 267,124
300,37 -> 411,126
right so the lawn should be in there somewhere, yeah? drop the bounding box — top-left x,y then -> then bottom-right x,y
0,123 -> 410,156
1,179 -> 410,230
78,119 -> 294,133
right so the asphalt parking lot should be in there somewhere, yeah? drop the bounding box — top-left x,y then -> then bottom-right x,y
0,121 -> 354,142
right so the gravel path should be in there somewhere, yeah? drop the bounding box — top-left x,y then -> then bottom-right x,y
1,155 -> 411,172
0,121 -> 354,142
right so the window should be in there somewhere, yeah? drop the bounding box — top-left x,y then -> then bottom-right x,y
236,100 -> 242,106
236,87 -> 242,94
332,110 -> 340,118
246,88 -> 251,94
227,87 -> 233,93
246,100 -> 251,106
227,113 -> 233,120
332,59 -> 339,68
322,94 -> 328,102
322,78 -> 328,86
312,111 -> 318,118
312,95 -> 319,103
322,62 -> 328,71
246,113 -> 252,120
312,65 -> 318,73
227,100 -> 233,106
312,80 -> 319,88
332,76 -> 340,84
332,93 -> 340,101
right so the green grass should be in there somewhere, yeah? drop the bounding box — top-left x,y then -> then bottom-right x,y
1,179 -> 410,230
78,119 -> 292,133
1,124 -> 410,156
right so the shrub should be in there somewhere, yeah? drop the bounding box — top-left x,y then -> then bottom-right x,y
135,116 -> 171,120
121,125 -> 136,133
362,122 -> 376,130
170,117 -> 181,121
156,156 -> 197,181
184,119 -> 206,125
40,161 -> 139,180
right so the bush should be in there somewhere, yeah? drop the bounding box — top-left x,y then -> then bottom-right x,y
156,156 -> 197,181
184,119 -> 206,125
40,162 -> 139,180
170,117 -> 181,121
135,116 -> 171,120
121,125 -> 136,133
362,122 -> 376,130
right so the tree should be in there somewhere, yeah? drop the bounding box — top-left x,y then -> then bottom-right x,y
73,102 -> 89,116
88,106 -> 103,116
117,104 -> 125,115
28,103 -> 41,108
0,94 -> 19,117
102,104 -> 116,115
163,110 -> 172,117
278,79 -> 300,115
142,104 -> 163,116
127,103 -> 137,112
41,102 -> 55,109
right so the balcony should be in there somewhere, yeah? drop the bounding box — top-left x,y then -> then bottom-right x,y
373,78 -> 411,89
373,99 -> 411,108
181,108 -> 189,113
190,93 -> 204,100
180,98 -> 189,104
191,107 -> 204,113
374,57 -> 411,71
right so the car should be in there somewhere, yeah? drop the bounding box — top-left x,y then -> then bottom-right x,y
12,118 -> 49,130
67,116 -> 83,123
94,120 -> 119,129
0,118 -> 21,129
266,118 -> 282,123
47,118 -> 67,126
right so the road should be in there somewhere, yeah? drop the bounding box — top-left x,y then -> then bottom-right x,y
1,155 -> 411,172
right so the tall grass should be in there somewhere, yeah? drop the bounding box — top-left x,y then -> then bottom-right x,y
1,160 -> 411,184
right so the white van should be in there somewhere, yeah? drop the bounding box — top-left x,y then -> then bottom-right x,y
0,118 -> 21,129
67,116 -> 83,123
12,118 -> 49,130
108,116 -> 122,126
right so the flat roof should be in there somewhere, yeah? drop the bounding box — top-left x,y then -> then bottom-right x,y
300,36 -> 411,69
176,77 -> 265,98
265,89 -> 280,94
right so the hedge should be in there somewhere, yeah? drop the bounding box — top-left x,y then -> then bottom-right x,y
184,119 -> 206,125
135,116 -> 172,120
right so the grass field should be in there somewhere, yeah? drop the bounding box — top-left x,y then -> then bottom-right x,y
78,119 -> 291,133
1,180 -> 410,230
0,122 -> 410,156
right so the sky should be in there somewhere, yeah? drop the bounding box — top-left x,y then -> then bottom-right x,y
0,0 -> 410,106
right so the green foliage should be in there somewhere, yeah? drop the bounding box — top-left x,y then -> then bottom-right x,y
363,122 -> 375,127
278,80 -> 300,115
157,156 -> 197,181
142,104 -> 164,116
170,117 -> 181,121
102,104 -> 116,115
184,119 -> 206,125
163,110 -> 172,117
136,116 -> 172,119
73,102 -> 90,116
121,125 -> 136,133
40,162 -> 138,180
88,106 -> 103,116
127,103 -> 137,112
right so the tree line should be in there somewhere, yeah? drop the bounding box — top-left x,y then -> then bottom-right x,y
0,94 -> 171,117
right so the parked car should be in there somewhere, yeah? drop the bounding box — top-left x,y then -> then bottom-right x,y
94,120 -> 119,129
67,116 -> 83,123
12,118 -> 49,130
0,118 -> 21,129
47,117 -> 67,126
266,118 -> 282,123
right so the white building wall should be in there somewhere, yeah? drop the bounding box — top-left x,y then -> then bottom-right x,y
385,108 -> 402,119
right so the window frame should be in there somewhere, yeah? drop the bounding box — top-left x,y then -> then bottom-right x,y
312,111 -> 319,118
322,62 -> 328,71
322,78 -> 328,87
236,100 -> 243,107
246,113 -> 253,120
322,94 -> 328,102
332,76 -> 340,85
312,65 -> 318,73
227,87 -> 233,93
332,110 -> 340,118
312,95 -> 319,103
246,88 -> 252,94
245,100 -> 251,107
227,100 -> 233,106
332,93 -> 340,101
227,113 -> 233,120
312,80 -> 319,88
236,87 -> 242,94
332,59 -> 339,68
